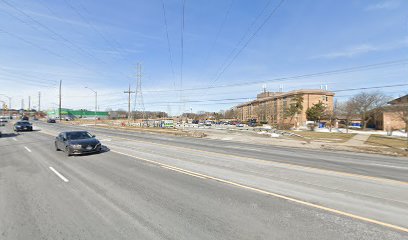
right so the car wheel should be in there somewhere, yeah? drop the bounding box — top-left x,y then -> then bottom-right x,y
65,147 -> 71,157
55,142 -> 60,151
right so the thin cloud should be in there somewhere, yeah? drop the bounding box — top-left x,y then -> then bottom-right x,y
315,44 -> 378,59
313,38 -> 408,59
365,1 -> 400,11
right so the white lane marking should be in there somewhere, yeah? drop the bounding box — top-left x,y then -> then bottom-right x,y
12,137 -> 17,141
24,146 -> 32,152
111,149 -> 408,233
49,167 -> 69,182
161,166 -> 206,179
371,163 -> 408,170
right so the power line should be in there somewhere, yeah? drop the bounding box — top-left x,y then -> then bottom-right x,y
179,0 -> 186,113
208,0 -> 272,81
204,0 -> 234,66
142,59 -> 408,93
332,83 -> 408,93
61,0 -> 134,69
161,0 -> 176,87
0,0 -> 108,65
59,58 -> 408,102
0,67 -> 57,85
209,0 -> 285,86
1,0 -> 134,82
97,83 -> 408,107
63,58 -> 408,100
0,28 -> 106,78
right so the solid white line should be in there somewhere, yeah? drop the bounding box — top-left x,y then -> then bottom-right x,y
12,137 -> 17,141
24,146 -> 32,152
161,166 -> 206,179
110,149 -> 408,233
49,167 -> 69,182
371,163 -> 408,170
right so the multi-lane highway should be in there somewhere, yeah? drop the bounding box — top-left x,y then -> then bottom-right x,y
1,121 -> 407,239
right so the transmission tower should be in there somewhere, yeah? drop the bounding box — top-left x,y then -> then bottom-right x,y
133,63 -> 145,120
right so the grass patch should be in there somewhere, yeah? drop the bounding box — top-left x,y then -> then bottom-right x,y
288,131 -> 356,143
366,134 -> 407,149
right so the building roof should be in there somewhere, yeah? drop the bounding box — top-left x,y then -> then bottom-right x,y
387,94 -> 408,105
236,89 -> 335,108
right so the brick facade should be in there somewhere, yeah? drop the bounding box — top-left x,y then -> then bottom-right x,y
236,89 -> 334,126
371,95 -> 407,131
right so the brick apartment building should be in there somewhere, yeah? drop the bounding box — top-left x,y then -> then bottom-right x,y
235,89 -> 335,126
372,94 -> 407,131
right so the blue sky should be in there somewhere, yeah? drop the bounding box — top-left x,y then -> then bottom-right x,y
0,0 -> 407,114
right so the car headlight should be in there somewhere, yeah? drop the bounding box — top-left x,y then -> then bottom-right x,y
71,144 -> 82,149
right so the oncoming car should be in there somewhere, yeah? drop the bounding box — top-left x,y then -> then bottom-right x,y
14,121 -> 33,132
55,131 -> 102,156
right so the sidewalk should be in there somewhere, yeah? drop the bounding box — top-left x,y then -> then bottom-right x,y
342,134 -> 371,146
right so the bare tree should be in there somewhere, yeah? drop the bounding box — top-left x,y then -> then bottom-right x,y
348,91 -> 389,129
255,102 -> 268,123
336,101 -> 358,133
224,108 -> 238,119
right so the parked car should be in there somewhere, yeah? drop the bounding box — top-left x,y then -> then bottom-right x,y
236,123 -> 244,127
55,131 -> 102,156
0,121 -> 4,137
22,116 -> 29,121
0,117 -> 8,123
47,118 -> 56,123
14,121 -> 33,132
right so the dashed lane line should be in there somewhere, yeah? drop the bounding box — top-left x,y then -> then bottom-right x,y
49,167 -> 69,182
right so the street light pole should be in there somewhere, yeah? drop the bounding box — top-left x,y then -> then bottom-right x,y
85,87 -> 97,125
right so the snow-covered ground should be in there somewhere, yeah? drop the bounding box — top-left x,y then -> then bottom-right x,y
314,127 -> 407,138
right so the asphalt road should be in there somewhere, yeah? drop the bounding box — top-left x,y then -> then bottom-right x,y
38,121 -> 408,181
1,121 -> 407,239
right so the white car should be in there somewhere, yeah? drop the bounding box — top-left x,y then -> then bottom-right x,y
0,117 -> 8,123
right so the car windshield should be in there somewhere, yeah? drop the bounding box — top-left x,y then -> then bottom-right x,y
17,122 -> 30,125
66,131 -> 93,140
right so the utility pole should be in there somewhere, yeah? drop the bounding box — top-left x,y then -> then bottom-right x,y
38,91 -> 41,112
124,84 -> 135,124
59,80 -> 62,122
133,63 -> 145,121
85,86 -> 97,126
28,96 -> 31,111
